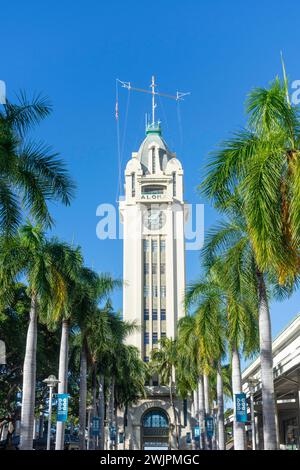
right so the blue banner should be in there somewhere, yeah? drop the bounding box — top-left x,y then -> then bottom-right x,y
92,416 -> 100,436
235,393 -> 247,422
57,394 -> 69,422
194,425 -> 200,441
205,416 -> 214,438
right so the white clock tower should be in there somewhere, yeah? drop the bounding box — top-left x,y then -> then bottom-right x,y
118,78 -> 192,450
120,122 -> 185,357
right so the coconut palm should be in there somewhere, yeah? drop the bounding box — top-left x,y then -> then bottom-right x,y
184,275 -> 226,450
114,344 -> 148,449
200,78 -> 300,448
185,256 -> 258,450
0,224 -> 80,449
0,92 -> 75,235
151,337 -> 180,449
52,268 -> 120,450
177,315 -> 206,449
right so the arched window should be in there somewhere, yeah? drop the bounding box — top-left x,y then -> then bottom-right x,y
143,410 -> 169,428
131,173 -> 135,197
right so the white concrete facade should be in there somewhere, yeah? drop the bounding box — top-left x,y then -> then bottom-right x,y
119,125 -> 192,449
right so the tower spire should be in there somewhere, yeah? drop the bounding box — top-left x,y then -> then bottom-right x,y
150,75 -> 157,127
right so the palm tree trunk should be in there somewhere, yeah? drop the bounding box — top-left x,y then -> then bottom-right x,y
55,319 -> 69,450
98,374 -> 105,450
108,377 -> 115,450
198,375 -> 206,450
203,373 -> 212,449
256,270 -> 277,450
231,344 -> 245,450
114,399 -> 118,451
20,294 -> 38,450
216,362 -> 225,450
123,404 -> 127,450
169,379 -> 180,449
78,341 -> 87,450
91,362 -> 97,450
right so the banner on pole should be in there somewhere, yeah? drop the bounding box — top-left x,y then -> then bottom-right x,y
56,394 -> 69,422
205,416 -> 214,438
92,416 -> 100,436
235,393 -> 247,422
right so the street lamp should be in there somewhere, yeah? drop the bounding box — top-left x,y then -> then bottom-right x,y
43,375 -> 60,450
247,377 -> 259,450
86,405 -> 93,450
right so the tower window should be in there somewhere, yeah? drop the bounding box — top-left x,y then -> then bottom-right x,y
144,286 -> 149,297
161,286 -> 166,298
160,263 -> 165,274
161,332 -> 166,338
144,356 -> 149,363
144,309 -> 149,320
132,173 -> 135,197
152,240 -> 158,252
143,239 -> 149,251
161,309 -> 166,320
144,332 -> 149,344
152,310 -> 158,320
152,333 -> 158,344
160,240 -> 165,252
144,263 -> 149,275
152,263 -> 157,274
172,172 -> 176,196
153,286 -> 158,297
152,148 -> 156,174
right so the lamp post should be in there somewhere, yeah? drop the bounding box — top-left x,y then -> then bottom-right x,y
86,405 -> 93,450
247,377 -> 259,450
43,375 -> 60,450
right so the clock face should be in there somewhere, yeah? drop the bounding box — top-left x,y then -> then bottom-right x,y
144,209 -> 165,230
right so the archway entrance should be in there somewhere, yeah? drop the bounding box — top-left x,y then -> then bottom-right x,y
141,409 -> 169,450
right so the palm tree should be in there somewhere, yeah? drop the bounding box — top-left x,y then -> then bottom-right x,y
0,224 -> 80,449
151,337 -> 180,449
176,315 -> 206,449
185,256 -> 258,450
200,78 -> 300,449
0,92 -> 75,235
114,344 -> 148,449
184,275 -> 226,450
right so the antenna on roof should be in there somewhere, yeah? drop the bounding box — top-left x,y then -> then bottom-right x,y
116,76 -> 190,132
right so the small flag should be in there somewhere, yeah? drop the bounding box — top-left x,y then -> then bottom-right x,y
115,100 -> 119,120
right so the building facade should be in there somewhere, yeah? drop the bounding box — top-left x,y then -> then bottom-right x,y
119,122 -> 193,450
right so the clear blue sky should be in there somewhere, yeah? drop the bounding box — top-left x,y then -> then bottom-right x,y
2,0 -> 300,340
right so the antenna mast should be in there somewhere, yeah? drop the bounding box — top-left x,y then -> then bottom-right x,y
116,76 -> 190,131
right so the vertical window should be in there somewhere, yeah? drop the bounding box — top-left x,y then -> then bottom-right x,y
144,356 -> 149,362
152,310 -> 158,320
152,148 -> 156,174
132,173 -> 135,197
143,239 -> 149,251
153,286 -> 158,297
152,263 -> 157,274
152,240 -> 158,252
161,286 -> 166,298
160,309 -> 166,320
160,240 -> 165,252
144,263 -> 149,275
144,309 -> 149,320
144,332 -> 149,344
144,286 -> 149,297
152,333 -> 158,344
160,263 -> 165,274
161,331 -> 166,338
172,172 -> 176,196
